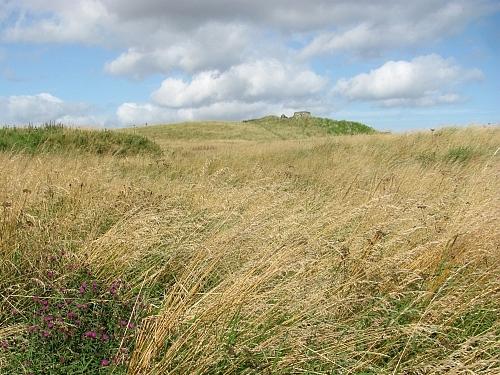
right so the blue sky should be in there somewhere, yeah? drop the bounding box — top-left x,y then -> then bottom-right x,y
0,0 -> 499,130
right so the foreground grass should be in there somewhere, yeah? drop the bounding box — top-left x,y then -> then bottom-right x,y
0,124 -> 162,156
0,125 -> 499,374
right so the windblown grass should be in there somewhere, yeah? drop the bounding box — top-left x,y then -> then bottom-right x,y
0,124 -> 498,374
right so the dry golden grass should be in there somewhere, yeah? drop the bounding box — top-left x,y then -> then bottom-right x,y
1,125 -> 499,374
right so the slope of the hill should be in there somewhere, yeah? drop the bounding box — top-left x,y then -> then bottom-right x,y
0,123 -> 161,156
125,115 -> 375,144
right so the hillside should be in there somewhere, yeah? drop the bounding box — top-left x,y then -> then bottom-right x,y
125,115 -> 375,144
0,124 -> 161,156
1,125 -> 499,374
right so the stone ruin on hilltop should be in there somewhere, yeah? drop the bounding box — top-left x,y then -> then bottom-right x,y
281,111 -> 312,119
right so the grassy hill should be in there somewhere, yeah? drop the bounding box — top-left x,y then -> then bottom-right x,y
0,124 -> 161,156
1,123 -> 499,374
125,115 -> 375,144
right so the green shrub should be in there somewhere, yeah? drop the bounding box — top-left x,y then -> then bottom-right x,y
0,124 -> 161,156
2,256 -> 148,374
444,146 -> 476,163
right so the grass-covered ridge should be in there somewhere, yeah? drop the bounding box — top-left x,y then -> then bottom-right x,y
126,115 -> 375,143
245,114 -> 376,135
0,124 -> 162,156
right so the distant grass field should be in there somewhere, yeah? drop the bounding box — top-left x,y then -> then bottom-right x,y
125,116 -> 375,145
0,124 -> 161,156
0,120 -> 499,374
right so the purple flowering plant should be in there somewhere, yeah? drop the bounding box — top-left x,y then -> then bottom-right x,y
2,252 -> 149,374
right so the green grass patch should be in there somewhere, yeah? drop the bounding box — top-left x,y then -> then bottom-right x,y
129,116 -> 375,142
444,146 -> 476,163
0,124 -> 161,156
246,115 -> 376,136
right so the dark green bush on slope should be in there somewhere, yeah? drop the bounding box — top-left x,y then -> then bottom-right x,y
0,124 -> 161,156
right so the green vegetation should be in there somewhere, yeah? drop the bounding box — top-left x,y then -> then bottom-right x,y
0,124 -> 162,156
445,145 -> 477,163
125,115 -> 375,143
245,115 -> 375,136
3,265 -> 146,374
1,123 -> 499,374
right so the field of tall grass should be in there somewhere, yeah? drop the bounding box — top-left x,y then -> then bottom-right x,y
0,123 -> 499,374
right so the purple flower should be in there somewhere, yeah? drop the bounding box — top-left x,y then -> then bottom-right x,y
100,358 -> 110,367
41,330 -> 51,338
27,325 -> 38,334
109,280 -> 122,295
43,315 -> 54,322
36,298 -> 49,312
100,333 -> 110,342
83,331 -> 97,339
47,322 -> 55,329
79,282 -> 88,294
47,270 -> 55,279
1,340 -> 8,350
67,311 -> 77,320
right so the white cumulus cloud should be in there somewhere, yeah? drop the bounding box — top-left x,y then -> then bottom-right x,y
151,59 -> 327,108
2,1 -> 495,78
116,100 -> 310,125
300,1 -> 493,58
0,93 -> 101,125
333,54 -> 483,107
114,59 -> 328,125
2,1 -> 112,44
104,23 -> 256,78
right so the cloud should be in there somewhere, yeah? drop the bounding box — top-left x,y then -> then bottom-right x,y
333,54 -> 483,107
1,1 -> 494,125
116,103 -> 176,125
151,59 -> 326,108
2,1 -> 495,78
116,101 -> 307,125
0,93 -> 96,125
117,59 -> 328,125
2,1 -> 112,44
105,23 -> 255,78
300,1 -> 493,57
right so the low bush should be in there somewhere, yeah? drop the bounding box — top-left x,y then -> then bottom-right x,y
0,124 -> 161,156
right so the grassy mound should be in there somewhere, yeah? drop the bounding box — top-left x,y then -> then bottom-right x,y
245,115 -> 375,135
127,116 -> 375,143
0,124 -> 162,156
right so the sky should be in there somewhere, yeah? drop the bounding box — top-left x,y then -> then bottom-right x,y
0,0 -> 499,130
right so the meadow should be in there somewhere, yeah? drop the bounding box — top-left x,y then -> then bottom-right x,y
0,119 -> 498,374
